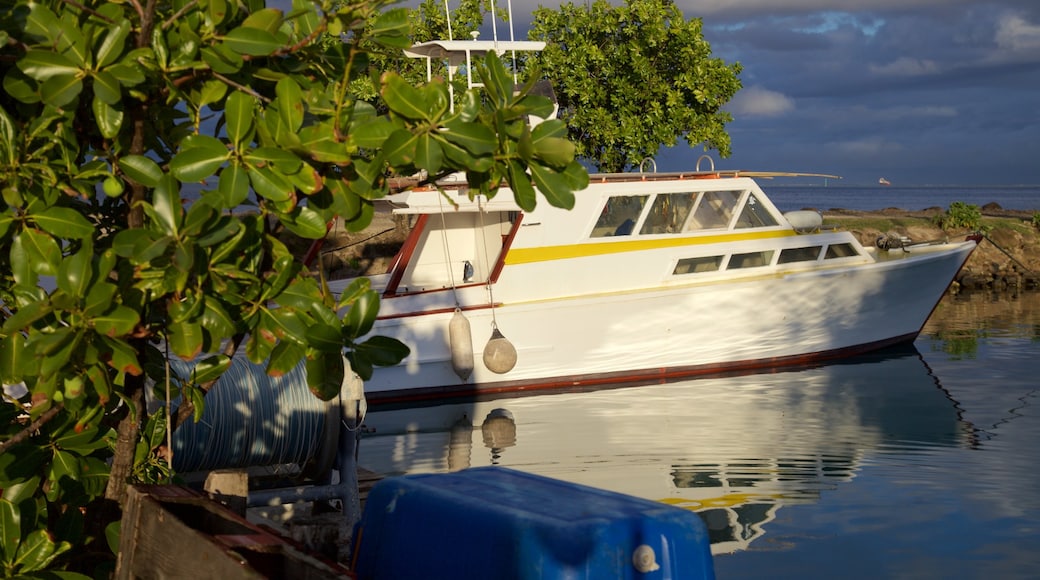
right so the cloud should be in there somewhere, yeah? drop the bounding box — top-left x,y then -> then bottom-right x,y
869,57 -> 940,77
995,13 -> 1040,50
830,136 -> 905,156
727,86 -> 795,117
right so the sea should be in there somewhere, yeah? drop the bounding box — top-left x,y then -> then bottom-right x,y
357,290 -> 1040,579
761,184 -> 1040,213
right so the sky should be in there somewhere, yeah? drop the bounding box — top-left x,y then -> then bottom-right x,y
272,0 -> 1040,185
420,0 -> 1039,185
498,0 -> 1040,185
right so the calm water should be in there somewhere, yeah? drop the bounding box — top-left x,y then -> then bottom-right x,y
357,290 -> 1040,579
762,184 -> 1040,213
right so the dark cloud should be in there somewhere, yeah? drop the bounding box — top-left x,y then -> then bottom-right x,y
677,1 -> 1040,184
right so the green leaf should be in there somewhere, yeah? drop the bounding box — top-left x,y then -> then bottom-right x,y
508,161 -> 537,212
1,477 -> 40,505
224,27 -> 282,57
248,166 -> 293,203
170,145 -> 228,182
224,91 -> 255,146
2,300 -> 52,334
93,96 -> 124,139
305,322 -> 344,353
151,175 -> 182,236
275,77 -> 304,133
355,335 -> 410,367
57,242 -> 94,298
198,80 -> 228,108
50,449 -> 81,483
190,355 -> 231,384
381,74 -> 429,121
441,121 -> 497,156
382,129 -> 417,168
342,290 -> 378,339
119,155 -> 163,187
351,117 -> 394,149
33,206 -> 94,240
279,204 -> 327,239
245,147 -> 302,173
201,45 -> 242,74
267,340 -> 305,377
83,281 -> 117,317
0,335 -> 27,384
107,62 -> 145,86
97,20 -> 131,68
304,352 -> 343,401
40,74 -> 83,107
55,427 -> 110,455
25,3 -> 60,42
0,498 -> 21,563
531,136 -> 575,169
168,320 -> 203,360
18,50 -> 80,81
101,337 -> 142,376
530,163 -> 576,210
18,229 -> 61,276
92,69 -> 121,104
14,529 -> 64,573
217,164 -> 250,207
414,133 -> 443,173
91,305 -> 139,338
242,7 -> 285,32
370,8 -> 411,49
201,300 -> 236,339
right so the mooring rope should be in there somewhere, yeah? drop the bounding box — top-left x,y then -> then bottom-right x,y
982,233 -> 1037,277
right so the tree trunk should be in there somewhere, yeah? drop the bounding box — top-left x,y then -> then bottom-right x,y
105,372 -> 145,505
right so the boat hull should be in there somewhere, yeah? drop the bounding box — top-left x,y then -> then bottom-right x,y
362,240 -> 976,403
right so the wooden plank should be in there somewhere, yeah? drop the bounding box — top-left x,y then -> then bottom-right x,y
116,485 -> 355,579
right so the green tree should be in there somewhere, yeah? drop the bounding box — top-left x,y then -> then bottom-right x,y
529,0 -> 742,172
0,0 -> 585,575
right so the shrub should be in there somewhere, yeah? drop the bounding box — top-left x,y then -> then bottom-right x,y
934,202 -> 989,232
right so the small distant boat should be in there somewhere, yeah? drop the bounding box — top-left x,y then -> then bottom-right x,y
879,177 -> 892,186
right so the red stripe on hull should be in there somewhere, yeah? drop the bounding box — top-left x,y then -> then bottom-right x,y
365,331 -> 920,406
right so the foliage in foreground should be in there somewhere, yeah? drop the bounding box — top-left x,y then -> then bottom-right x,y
528,0 -> 742,172
0,0 -> 586,575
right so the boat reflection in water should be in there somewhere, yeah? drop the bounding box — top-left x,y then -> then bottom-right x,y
358,345 -> 975,555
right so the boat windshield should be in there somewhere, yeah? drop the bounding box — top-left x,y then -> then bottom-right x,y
591,195 -> 649,237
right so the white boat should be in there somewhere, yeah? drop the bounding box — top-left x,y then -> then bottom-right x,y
326,157 -> 977,403
324,37 -> 978,404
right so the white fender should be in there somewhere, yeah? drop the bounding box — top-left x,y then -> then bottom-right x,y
483,327 -> 517,374
449,309 -> 474,380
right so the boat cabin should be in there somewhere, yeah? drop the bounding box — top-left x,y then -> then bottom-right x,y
377,173 -> 870,298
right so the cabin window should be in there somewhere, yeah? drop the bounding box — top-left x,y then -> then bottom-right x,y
728,250 -> 774,269
591,195 -> 649,237
673,255 -> 723,275
778,246 -> 822,264
640,192 -> 698,235
824,243 -> 858,259
734,194 -> 779,229
687,190 -> 741,231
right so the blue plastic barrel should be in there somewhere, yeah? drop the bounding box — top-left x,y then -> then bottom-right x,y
353,466 -> 714,579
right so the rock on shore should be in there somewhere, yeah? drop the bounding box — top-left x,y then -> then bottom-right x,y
823,205 -> 1040,293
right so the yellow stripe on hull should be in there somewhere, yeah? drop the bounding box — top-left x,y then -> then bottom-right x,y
504,229 -> 798,265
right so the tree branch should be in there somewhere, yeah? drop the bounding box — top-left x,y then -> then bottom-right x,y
0,403 -> 64,455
